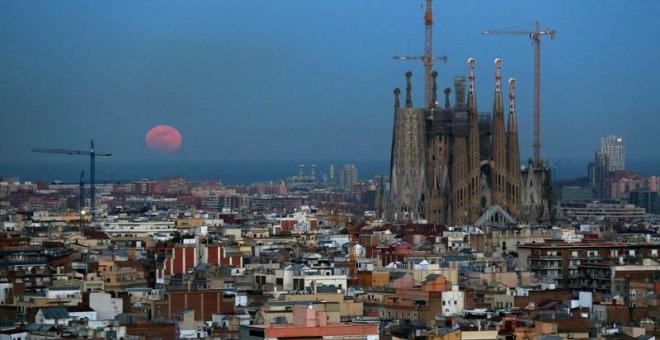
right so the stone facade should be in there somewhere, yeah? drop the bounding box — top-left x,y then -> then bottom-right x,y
386,58 -> 546,225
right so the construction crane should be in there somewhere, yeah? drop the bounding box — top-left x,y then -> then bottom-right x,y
79,170 -> 85,230
394,0 -> 447,110
33,140 -> 111,221
482,21 -> 556,168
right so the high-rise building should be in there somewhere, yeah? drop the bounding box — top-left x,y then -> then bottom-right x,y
340,164 -> 358,191
594,151 -> 609,200
600,135 -> 625,172
587,162 -> 596,188
630,189 -> 660,214
591,135 -> 625,200
328,164 -> 336,184
310,164 -> 317,181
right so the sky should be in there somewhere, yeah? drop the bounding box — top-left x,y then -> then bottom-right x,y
1,0 -> 660,167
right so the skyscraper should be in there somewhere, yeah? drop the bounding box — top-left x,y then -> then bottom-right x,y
594,150 -> 609,200
340,164 -> 358,191
600,135 -> 625,172
328,164 -> 336,184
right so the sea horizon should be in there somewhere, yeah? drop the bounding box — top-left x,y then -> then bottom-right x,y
2,158 -> 660,185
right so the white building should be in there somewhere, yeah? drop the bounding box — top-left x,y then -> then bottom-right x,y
0,329 -> 28,340
600,135 -> 625,172
69,308 -> 97,321
89,292 -> 123,320
0,283 -> 12,305
45,286 -> 80,299
292,274 -> 348,293
103,220 -> 176,239
441,285 -> 465,316
35,308 -> 72,325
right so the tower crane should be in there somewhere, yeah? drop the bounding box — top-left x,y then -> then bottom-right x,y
33,140 -> 111,221
79,170 -> 85,230
482,21 -> 556,168
394,0 -> 447,110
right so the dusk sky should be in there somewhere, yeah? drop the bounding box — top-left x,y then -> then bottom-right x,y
2,0 -> 660,166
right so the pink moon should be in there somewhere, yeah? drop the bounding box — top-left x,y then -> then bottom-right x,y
145,125 -> 182,152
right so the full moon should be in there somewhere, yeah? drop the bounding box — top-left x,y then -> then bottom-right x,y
145,125 -> 182,152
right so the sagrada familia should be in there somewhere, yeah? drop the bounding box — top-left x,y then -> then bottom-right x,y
381,58 -> 551,225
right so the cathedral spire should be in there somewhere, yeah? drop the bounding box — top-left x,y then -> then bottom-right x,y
508,78 -> 517,133
467,58 -> 478,113
453,77 -> 466,110
394,88 -> 401,111
506,77 -> 522,220
444,88 -> 451,109
493,58 -> 504,114
491,58 -> 507,206
495,58 -> 502,92
431,71 -> 439,108
405,71 -> 413,108
466,58 -> 481,222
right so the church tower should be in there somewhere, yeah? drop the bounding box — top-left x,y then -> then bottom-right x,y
389,72 -> 428,221
426,71 -> 451,224
387,57 -> 532,226
506,78 -> 522,219
491,59 -> 507,207
466,58 -> 482,223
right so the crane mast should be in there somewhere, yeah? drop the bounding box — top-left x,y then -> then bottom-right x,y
532,21 -> 542,168
423,0 -> 433,109
482,21 -> 555,167
394,0 -> 447,110
79,170 -> 85,230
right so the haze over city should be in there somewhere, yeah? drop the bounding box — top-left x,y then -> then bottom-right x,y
2,0 -> 660,180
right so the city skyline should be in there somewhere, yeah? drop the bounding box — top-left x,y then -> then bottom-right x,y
2,1 -> 660,165
3,2 -> 660,336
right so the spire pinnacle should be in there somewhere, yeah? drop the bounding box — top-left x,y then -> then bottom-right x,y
494,58 -> 502,93
405,71 -> 413,108
444,88 -> 451,109
508,78 -> 517,132
467,58 -> 478,113
394,88 -> 401,110
493,58 -> 504,115
468,58 -> 476,94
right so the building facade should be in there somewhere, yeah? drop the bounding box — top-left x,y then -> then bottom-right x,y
386,59 -> 546,225
600,135 -> 625,172
340,164 -> 358,191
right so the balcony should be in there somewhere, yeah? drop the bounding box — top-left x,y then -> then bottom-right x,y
530,263 -> 561,270
537,256 -> 562,260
